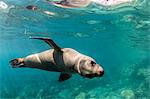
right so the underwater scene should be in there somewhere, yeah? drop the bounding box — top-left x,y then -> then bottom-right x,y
0,0 -> 150,98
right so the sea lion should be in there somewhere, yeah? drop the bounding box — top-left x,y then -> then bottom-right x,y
10,37 -> 104,82
49,0 -> 92,8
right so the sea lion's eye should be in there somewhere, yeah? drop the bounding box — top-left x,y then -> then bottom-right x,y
90,61 -> 96,66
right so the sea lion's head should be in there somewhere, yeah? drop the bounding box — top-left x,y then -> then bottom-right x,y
76,56 -> 104,79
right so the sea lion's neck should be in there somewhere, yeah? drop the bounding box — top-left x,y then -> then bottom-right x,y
74,54 -> 85,74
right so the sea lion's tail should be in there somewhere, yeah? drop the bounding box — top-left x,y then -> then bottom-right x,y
9,58 -> 25,68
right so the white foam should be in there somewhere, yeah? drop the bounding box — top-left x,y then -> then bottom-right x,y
92,0 -> 133,6
0,1 -> 15,13
0,1 -> 8,9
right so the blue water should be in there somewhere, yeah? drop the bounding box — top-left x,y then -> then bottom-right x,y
0,0 -> 150,98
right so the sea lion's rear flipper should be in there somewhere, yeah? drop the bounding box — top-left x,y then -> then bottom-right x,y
9,58 -> 25,68
30,37 -> 62,52
59,72 -> 72,82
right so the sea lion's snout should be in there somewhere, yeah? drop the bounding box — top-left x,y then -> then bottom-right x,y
98,69 -> 104,77
97,66 -> 104,77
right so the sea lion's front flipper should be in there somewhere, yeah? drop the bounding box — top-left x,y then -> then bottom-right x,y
59,72 -> 72,82
30,37 -> 62,52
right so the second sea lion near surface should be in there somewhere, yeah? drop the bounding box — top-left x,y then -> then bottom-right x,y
49,0 -> 92,8
10,37 -> 104,82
